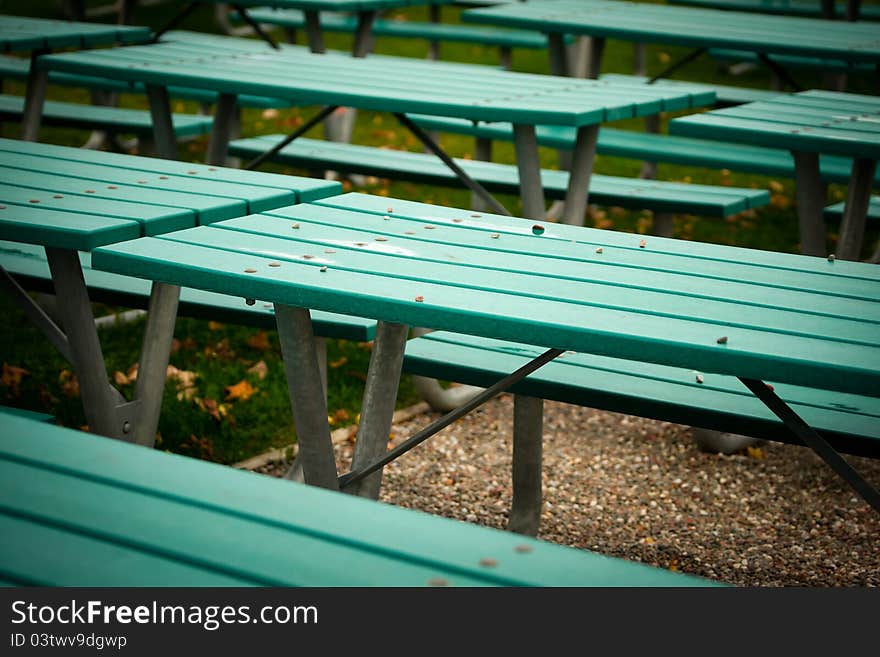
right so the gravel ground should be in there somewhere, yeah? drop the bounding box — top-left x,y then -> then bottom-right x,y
253,394 -> 880,587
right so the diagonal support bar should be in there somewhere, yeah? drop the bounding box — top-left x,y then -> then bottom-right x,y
0,266 -> 73,363
244,104 -> 339,170
756,53 -> 805,92
648,47 -> 707,84
151,1 -> 199,42
232,5 -> 279,49
739,377 -> 880,514
338,346 -> 564,489
394,112 -> 512,217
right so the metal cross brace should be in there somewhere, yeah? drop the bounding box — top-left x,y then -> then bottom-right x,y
243,104 -> 340,170
338,346 -> 564,489
740,377 -> 880,514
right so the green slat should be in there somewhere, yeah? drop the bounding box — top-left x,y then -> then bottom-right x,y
670,112 -> 880,159
227,135 -> 767,216
462,0 -> 880,61
90,223 -> 880,396
405,114 -> 868,184
164,218 -> 878,343
0,15 -> 149,52
0,204 -> 141,251
316,193 -> 877,285
0,166 -> 243,225
0,415 -> 713,587
709,48 -> 876,72
0,138 -> 340,205
36,39 -> 710,126
670,0 -> 880,20
0,183 -> 195,237
824,197 -> 880,223
0,94 -> 212,137
243,8 -> 554,47
0,405 -> 53,423
403,332 -> 880,457
598,73 -> 783,105
0,513 -> 258,587
0,241 -> 377,341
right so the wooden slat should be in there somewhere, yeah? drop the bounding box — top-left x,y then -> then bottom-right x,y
36,38 -> 713,126
462,0 -> 880,61
0,414 -> 711,587
0,138 -> 340,205
90,204 -> 880,396
403,331 -> 880,456
0,240 -> 377,341
227,135 -> 767,216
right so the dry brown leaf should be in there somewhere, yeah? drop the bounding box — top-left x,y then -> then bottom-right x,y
58,370 -> 79,399
2,363 -> 30,394
247,360 -> 269,380
224,379 -> 256,402
208,321 -> 224,331
247,331 -> 271,351
113,370 -> 130,386
332,408 -> 350,423
329,356 -> 348,369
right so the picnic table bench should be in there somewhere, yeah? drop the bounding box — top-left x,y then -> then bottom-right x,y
0,412 -> 716,586
0,138 -> 353,447
82,190 -> 880,532
669,0 -> 878,20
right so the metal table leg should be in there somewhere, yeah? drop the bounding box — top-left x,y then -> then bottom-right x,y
791,151 -> 828,257
206,92 -> 239,167
508,395 -> 543,536
274,304 -> 339,490
560,124 -> 599,226
145,84 -> 178,161
20,49 -> 49,142
346,321 -> 410,499
513,124 -> 546,220
835,157 -> 877,261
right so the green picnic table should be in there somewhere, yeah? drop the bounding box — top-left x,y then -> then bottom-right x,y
462,0 -> 880,86
0,137 -> 341,444
86,191 -> 880,515
669,0 -> 876,21
671,90 -> 880,260
25,31 -> 714,223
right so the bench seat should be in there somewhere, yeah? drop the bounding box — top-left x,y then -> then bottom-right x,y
0,241 -> 376,341
824,197 -> 880,223
0,93 -> 212,139
228,136 -> 770,223
406,114 -> 873,185
404,331 -> 880,459
709,48 -> 876,73
240,7 -> 558,49
0,405 -> 54,423
0,413 -> 718,586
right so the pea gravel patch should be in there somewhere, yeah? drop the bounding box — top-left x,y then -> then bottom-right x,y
254,394 -> 880,587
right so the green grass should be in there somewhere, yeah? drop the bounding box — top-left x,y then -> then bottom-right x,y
0,1 -> 876,464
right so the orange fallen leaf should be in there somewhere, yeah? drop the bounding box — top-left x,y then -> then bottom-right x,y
208,321 -> 224,331
247,360 -> 269,380
58,369 -> 79,398
247,331 -> 271,351
225,379 -> 256,402
113,370 -> 130,386
329,356 -> 348,369
2,363 -> 30,394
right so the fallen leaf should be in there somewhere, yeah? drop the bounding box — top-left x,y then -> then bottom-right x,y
113,370 -> 130,386
126,363 -> 139,381
261,108 -> 279,120
58,369 -> 79,398
746,446 -> 767,460
247,360 -> 268,380
247,331 -> 271,351
329,356 -> 348,369
2,363 -> 30,395
199,398 -> 225,423
208,321 -> 224,331
225,379 -> 256,402
332,408 -> 350,423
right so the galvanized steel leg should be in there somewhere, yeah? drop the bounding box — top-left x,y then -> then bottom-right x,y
499,46 -> 512,70
566,37 -> 590,79
45,248 -> 120,438
206,92 -> 239,166
470,136 -> 493,212
0,267 -> 72,363
283,336 -> 327,484
835,158 -> 876,261
513,124 -> 546,220
303,10 -> 325,53
145,84 -> 178,160
561,124 -> 599,226
639,114 -> 660,179
21,50 -> 48,142
791,151 -> 827,256
634,43 -> 647,76
275,304 -> 339,489
352,10 -> 376,58
547,32 -> 569,77
652,212 -> 674,238
346,321 -> 410,499
131,282 -> 180,447
508,395 -> 543,536
428,4 -> 441,60
587,37 -> 606,79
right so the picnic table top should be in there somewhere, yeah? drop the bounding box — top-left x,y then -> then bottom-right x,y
0,412 -> 715,586
207,0 -> 455,10
0,14 -> 150,53
35,32 -> 715,126
462,0 -> 880,62
90,192 -> 880,397
0,138 -> 341,251
669,0 -> 879,20
670,90 -> 880,159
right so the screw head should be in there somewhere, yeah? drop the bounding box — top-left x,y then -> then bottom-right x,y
245,298 -> 255,306
122,421 -> 131,434
531,224 -> 545,235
